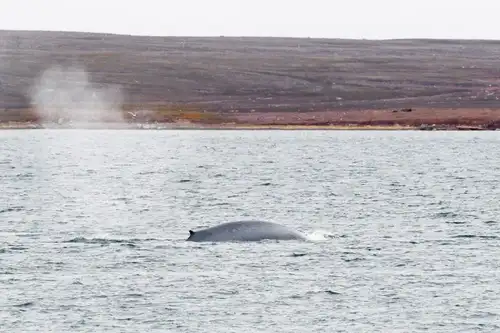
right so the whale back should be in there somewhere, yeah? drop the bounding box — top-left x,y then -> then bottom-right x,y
186,220 -> 306,242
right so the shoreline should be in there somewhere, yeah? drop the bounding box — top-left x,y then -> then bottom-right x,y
3,106 -> 500,131
0,121 -> 493,131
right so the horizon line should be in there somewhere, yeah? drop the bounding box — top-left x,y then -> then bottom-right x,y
2,28 -> 500,42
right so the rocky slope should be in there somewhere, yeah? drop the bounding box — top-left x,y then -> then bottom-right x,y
2,30 -> 500,113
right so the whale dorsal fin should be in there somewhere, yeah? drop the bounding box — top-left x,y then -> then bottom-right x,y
189,230 -> 195,236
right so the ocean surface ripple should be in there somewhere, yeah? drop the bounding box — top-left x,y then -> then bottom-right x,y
1,129 -> 499,332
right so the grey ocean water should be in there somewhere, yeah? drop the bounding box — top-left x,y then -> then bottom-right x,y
1,129 -> 500,332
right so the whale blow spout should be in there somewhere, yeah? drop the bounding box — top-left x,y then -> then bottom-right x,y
186,220 -> 307,242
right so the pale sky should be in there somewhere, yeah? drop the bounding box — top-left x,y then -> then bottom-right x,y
1,0 -> 499,40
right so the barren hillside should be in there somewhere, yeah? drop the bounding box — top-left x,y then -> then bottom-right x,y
2,30 -> 500,113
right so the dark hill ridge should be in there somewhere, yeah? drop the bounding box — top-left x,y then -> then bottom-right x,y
2,30 -> 500,111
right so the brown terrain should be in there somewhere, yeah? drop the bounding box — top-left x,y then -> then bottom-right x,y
2,30 -> 500,129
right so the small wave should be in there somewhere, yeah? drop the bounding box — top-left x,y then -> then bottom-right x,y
13,302 -> 34,308
64,237 -> 158,245
15,173 -> 34,179
9,246 -> 28,251
290,253 -> 308,257
304,230 -> 336,241
114,197 -> 130,202
435,212 -> 459,218
342,257 -> 366,262
65,237 -> 127,244
306,290 -> 342,296
290,290 -> 341,299
138,171 -> 157,175
415,193 -> 433,198
452,235 -> 499,240
0,206 -> 25,214
210,202 -> 230,207
216,290 -> 239,296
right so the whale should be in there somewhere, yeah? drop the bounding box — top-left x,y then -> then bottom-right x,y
186,220 -> 308,242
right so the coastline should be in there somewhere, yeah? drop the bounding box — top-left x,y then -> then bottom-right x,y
2,106 -> 500,131
0,121 -> 492,131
